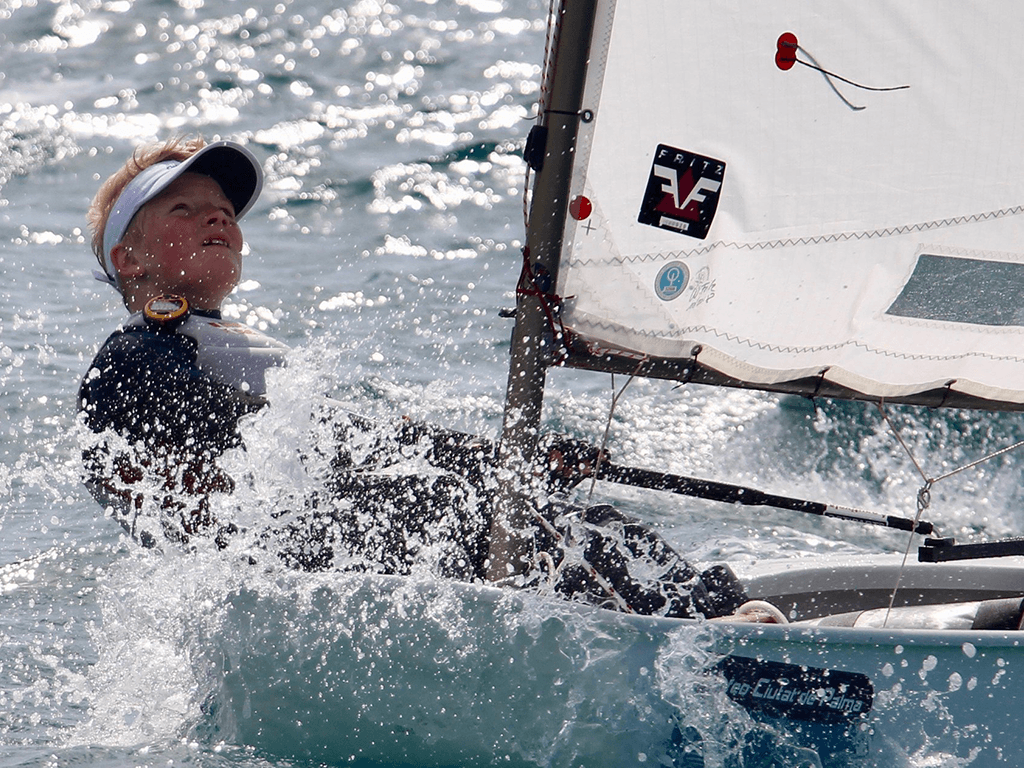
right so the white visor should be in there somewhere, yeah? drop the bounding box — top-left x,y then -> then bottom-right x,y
101,140 -> 264,289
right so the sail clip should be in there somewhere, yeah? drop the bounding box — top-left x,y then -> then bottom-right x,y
524,125 -> 547,171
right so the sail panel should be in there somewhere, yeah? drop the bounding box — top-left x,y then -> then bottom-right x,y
556,1 -> 1024,408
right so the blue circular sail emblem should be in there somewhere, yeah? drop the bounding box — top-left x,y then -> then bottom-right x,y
655,261 -> 689,301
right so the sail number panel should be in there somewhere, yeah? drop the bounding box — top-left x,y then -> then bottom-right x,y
887,253 -> 1024,327
637,144 -> 726,240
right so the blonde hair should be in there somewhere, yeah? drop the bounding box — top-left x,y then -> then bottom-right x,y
88,136 -> 208,276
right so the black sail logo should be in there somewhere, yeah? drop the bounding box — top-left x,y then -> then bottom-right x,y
638,145 -> 725,240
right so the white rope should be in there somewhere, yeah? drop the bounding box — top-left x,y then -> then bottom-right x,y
732,600 -> 790,624
529,505 -> 634,613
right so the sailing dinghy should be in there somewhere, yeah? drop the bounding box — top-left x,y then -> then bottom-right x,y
203,2 -> 1024,766
488,0 -> 1024,765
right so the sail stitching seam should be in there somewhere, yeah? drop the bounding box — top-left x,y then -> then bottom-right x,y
575,320 -> 1024,364
567,205 -> 1024,265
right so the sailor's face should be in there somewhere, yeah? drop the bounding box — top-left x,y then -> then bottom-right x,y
120,172 -> 244,310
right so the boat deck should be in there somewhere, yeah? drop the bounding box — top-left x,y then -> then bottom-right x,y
736,553 -> 1024,624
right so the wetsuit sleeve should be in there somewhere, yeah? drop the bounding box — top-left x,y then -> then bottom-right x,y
80,326 -> 261,449
78,326 -> 265,541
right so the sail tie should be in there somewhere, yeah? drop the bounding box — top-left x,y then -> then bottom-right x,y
514,246 -> 572,365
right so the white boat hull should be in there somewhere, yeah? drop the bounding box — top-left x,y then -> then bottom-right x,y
193,556 -> 1024,767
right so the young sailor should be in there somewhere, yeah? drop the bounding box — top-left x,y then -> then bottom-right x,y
79,138 -> 282,547
78,136 -> 745,619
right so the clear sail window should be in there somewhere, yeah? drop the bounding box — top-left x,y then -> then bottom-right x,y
886,254 -> 1024,327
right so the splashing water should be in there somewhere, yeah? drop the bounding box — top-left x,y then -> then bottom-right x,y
5,0 -> 1024,764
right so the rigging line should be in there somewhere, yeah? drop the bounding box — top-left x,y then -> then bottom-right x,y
878,401 -> 1024,487
876,401 -> 932,628
876,402 -> 931,485
876,403 -> 1024,624
930,438 -> 1024,484
586,360 -> 648,506
884,478 -> 933,627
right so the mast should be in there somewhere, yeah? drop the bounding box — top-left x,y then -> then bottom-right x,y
487,0 -> 601,580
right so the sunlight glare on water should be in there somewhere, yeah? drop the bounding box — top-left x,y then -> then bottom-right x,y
4,0 -> 1024,766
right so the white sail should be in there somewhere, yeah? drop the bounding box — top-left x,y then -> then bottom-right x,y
556,1 -> 1024,409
